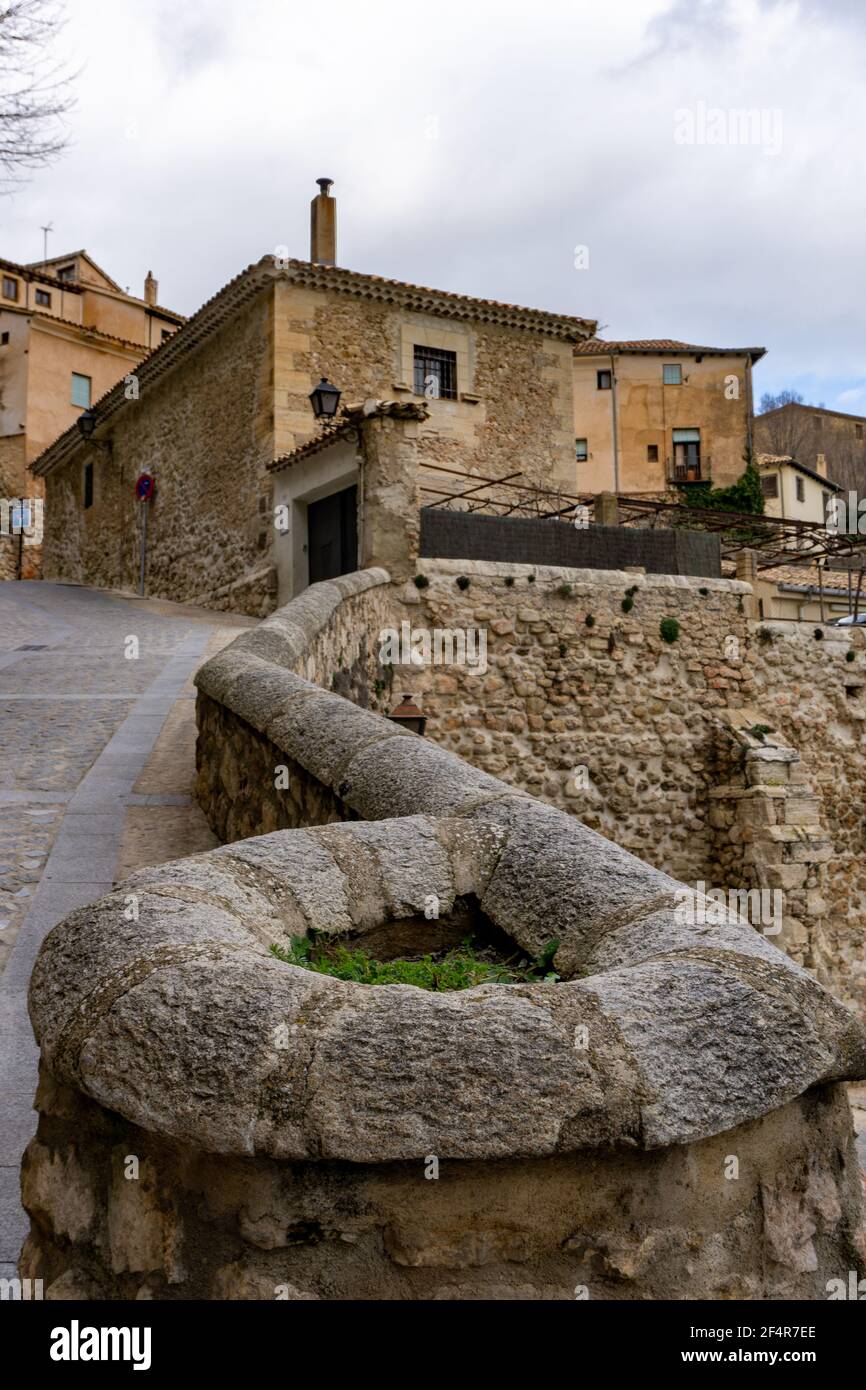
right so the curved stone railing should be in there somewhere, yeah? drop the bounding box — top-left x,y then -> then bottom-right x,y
22,570 -> 866,1300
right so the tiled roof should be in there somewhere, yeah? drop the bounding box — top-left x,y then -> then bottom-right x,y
758,401 -> 866,426
574,337 -> 766,361
30,255 -> 597,477
759,563 -> 856,594
0,255 -> 83,293
269,399 -> 430,474
757,452 -> 842,491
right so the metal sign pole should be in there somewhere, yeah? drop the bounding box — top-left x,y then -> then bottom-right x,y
139,498 -> 147,596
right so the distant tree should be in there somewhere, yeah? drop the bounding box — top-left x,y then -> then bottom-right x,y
0,1 -> 74,193
758,389 -> 805,414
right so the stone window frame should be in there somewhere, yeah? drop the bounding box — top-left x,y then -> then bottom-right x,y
398,318 -> 474,404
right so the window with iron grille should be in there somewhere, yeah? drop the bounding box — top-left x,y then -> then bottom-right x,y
414,346 -> 457,400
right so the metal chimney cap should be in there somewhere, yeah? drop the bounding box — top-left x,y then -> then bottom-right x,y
316,177 -> 334,195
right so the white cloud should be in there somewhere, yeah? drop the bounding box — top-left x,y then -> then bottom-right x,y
3,0 -> 864,408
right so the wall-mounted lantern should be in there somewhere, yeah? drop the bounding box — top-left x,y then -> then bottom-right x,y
388,693 -> 427,736
77,409 -> 112,453
309,377 -> 341,420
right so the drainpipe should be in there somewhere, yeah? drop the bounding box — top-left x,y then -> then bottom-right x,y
609,353 -> 620,493
745,356 -> 754,456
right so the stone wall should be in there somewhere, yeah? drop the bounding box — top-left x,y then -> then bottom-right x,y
191,560 -> 866,1018
21,588 -> 866,1296
404,559 -> 752,887
21,1073 -> 864,1302
747,623 -> 866,1014
41,292 -> 276,615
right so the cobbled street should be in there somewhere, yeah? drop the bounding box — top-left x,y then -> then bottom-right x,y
0,581 -> 252,1278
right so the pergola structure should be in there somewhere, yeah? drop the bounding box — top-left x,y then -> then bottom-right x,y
418,463 -> 866,571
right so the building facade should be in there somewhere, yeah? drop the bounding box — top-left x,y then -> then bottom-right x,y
573,339 -> 764,496
32,185 -> 598,614
0,251 -> 183,577
754,402 -> 866,495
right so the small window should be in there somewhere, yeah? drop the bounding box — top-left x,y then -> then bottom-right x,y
761,474 -> 779,498
662,363 -> 682,385
71,372 -> 91,408
575,438 -> 588,462
856,424 -> 863,440
35,289 -> 51,307
597,369 -> 612,390
796,475 -> 805,502
1,332 -> 8,345
647,444 -> 659,462
56,265 -> 75,282
83,461 -> 93,510
413,345 -> 457,400
2,276 -> 19,301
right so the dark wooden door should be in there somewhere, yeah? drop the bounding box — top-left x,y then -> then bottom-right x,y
307,485 -> 358,584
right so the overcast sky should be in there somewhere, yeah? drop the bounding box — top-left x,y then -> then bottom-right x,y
3,0 -> 864,412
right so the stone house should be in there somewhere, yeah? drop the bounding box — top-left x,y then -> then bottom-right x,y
0,251 -> 183,578
31,183 -> 597,614
754,401 -> 866,494
573,338 -> 765,495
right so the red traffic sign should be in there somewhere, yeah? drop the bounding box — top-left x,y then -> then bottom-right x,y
135,473 -> 156,502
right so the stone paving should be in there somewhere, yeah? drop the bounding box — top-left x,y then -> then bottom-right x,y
0,580 -> 253,1280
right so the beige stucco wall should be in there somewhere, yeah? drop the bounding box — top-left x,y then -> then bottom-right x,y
760,462 -> 834,528
24,321 -> 142,462
574,352 -> 753,494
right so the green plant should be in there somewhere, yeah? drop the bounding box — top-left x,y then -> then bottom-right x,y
626,585 -> 639,597
660,617 -> 680,644
504,575 -> 515,587
846,649 -> 856,662
270,935 -> 561,991
527,573 -> 536,583
585,614 -> 595,628
456,575 -> 470,591
413,574 -> 430,589
757,626 -> 774,646
699,587 -> 709,597
677,449 -> 765,518
557,582 -> 573,597
558,642 -> 568,657
621,597 -> 634,613
745,723 -> 774,743
814,627 -> 824,641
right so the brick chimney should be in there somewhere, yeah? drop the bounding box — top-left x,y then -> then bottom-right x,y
310,178 -> 336,265
144,270 -> 158,306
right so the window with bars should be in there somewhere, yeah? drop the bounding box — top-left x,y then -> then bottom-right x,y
413,346 -> 457,400
761,473 -> 779,498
